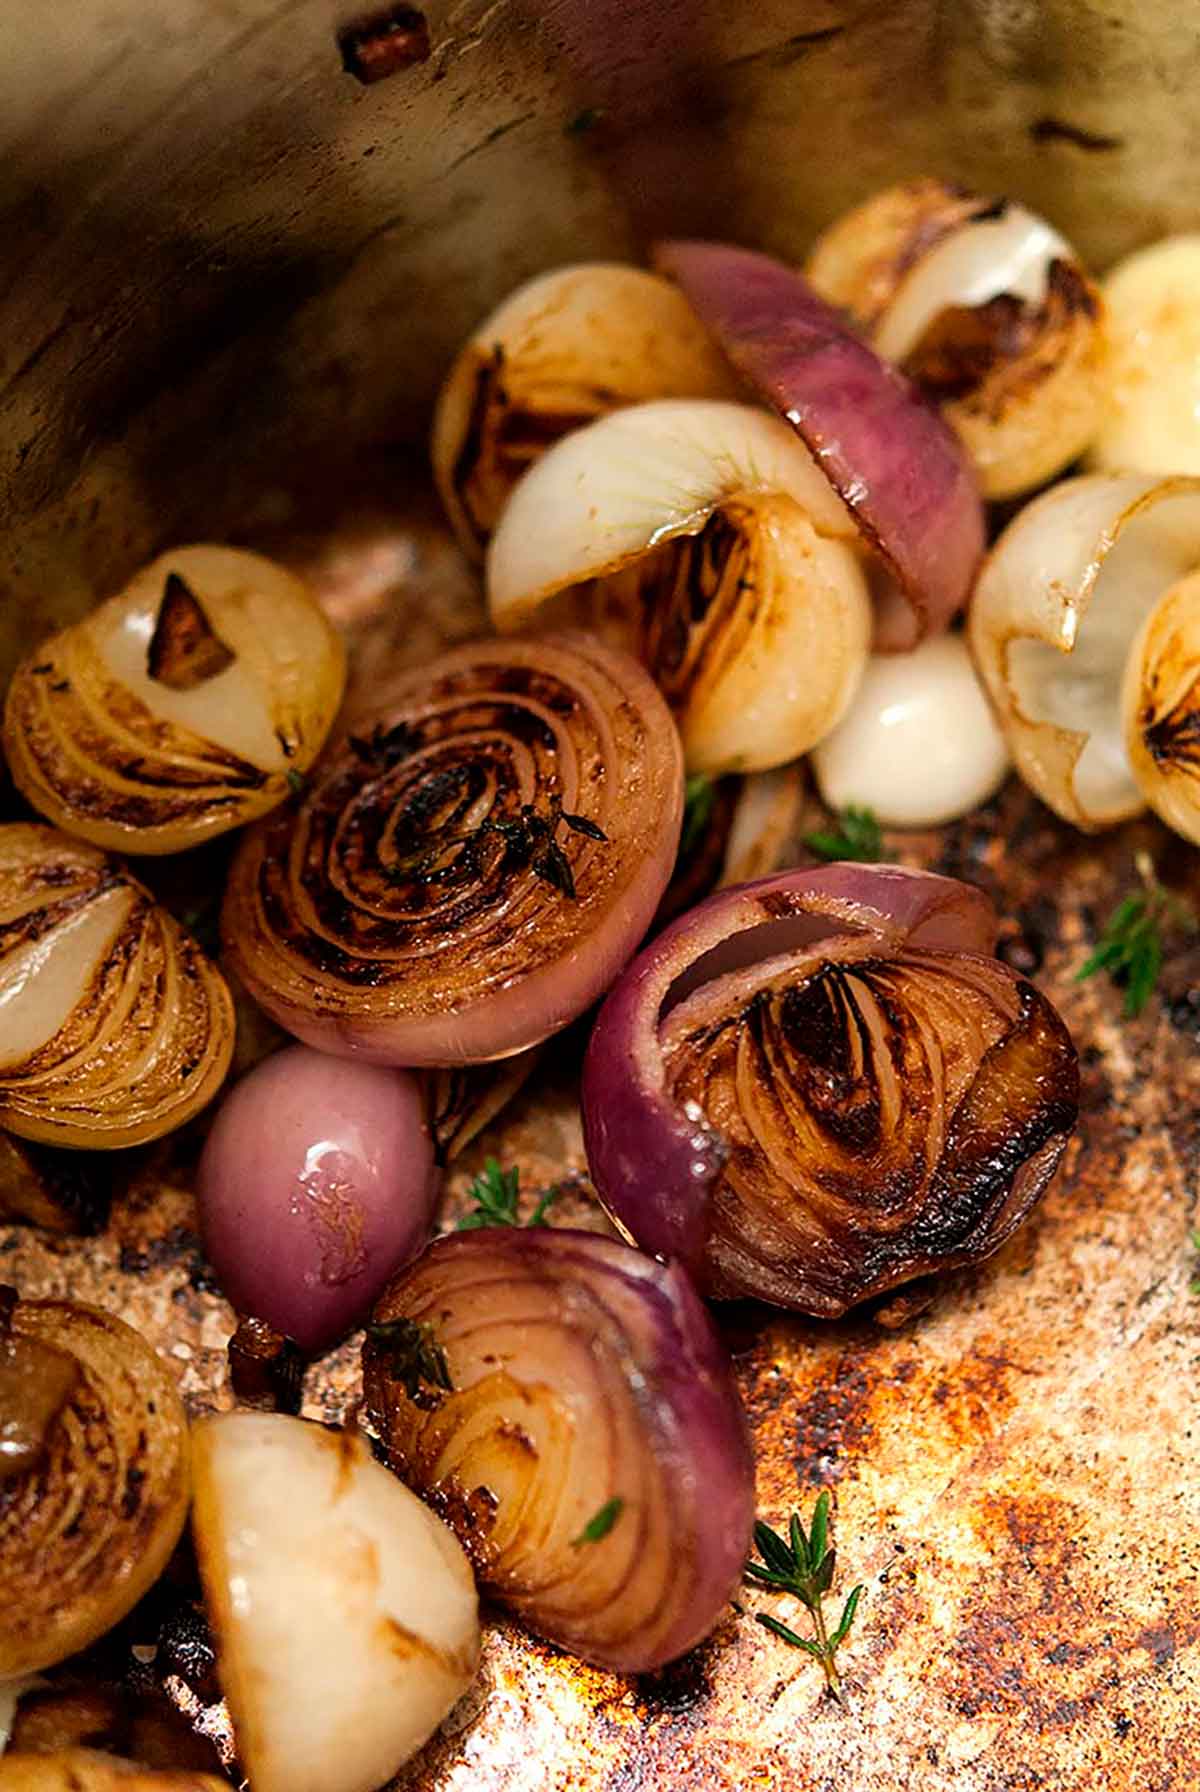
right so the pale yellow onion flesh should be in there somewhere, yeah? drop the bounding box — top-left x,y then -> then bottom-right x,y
0,1752 -> 227,1790
1122,569 -> 1200,844
0,1299 -> 190,1678
192,1413 -> 478,1792
1089,235 -> 1200,476
813,634 -> 1010,828
968,474 -> 1200,830
3,546 -> 345,854
486,400 -> 871,775
431,264 -> 738,559
719,764 -> 805,886
0,824 -> 234,1148
806,182 -> 1107,500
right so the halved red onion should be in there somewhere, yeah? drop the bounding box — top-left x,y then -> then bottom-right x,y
222,633 -> 682,1064
364,1227 -> 754,1673
582,865 -> 1078,1311
197,1046 -> 439,1351
655,240 -> 986,650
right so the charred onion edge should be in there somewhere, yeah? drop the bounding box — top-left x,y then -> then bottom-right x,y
654,240 -> 986,650
581,864 -> 998,1271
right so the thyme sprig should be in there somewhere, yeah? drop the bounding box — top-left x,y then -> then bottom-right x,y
803,805 -> 883,864
1076,851 -> 1196,1018
456,1158 -> 559,1231
746,1491 -> 864,1703
385,794 -> 606,901
680,774 -> 716,859
365,1317 -> 453,1405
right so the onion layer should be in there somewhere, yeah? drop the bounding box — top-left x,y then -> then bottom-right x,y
968,473 -> 1200,832
654,239 -> 985,649
432,263 -> 738,559
192,1414 -> 478,1792
197,1045 -> 440,1350
582,866 -> 1078,1312
0,1755 -> 227,1791
3,547 -> 345,855
0,1298 -> 190,1677
222,633 -> 682,1065
0,825 -> 234,1149
487,400 -> 871,774
364,1228 -> 754,1672
804,180 -> 1107,500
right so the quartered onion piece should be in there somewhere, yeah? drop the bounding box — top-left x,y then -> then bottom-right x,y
364,1227 -> 754,1673
0,825 -> 234,1148
582,865 -> 1078,1312
1089,234 -> 1200,476
432,263 -> 738,559
192,1414 -> 478,1792
654,240 -> 985,651
0,1296 -> 190,1677
222,633 -> 682,1064
2,547 -> 345,855
969,473 -> 1200,835
805,179 -> 1107,499
488,400 -> 872,773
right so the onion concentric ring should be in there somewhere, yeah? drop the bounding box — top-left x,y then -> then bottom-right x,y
583,866 -> 1079,1312
222,633 -> 683,1065
364,1228 -> 754,1673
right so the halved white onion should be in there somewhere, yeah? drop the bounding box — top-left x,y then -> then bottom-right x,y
486,399 -> 871,775
806,180 -> 1107,499
192,1413 -> 478,1792
432,264 -> 738,559
1089,235 -> 1200,476
969,473 -> 1200,830
812,634 -> 1010,827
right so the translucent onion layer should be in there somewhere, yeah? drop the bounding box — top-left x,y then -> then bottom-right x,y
582,865 -> 1078,1313
222,633 -> 682,1065
3,546 -> 345,855
0,824 -> 234,1148
364,1227 -> 754,1673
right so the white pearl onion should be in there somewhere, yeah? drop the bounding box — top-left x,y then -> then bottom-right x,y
812,634 -> 1010,828
1089,235 -> 1200,477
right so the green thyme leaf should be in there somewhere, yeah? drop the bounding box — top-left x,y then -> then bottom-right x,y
680,774 -> 716,859
803,805 -> 883,864
456,1158 -> 559,1231
571,1495 -> 624,1546
746,1489 -> 863,1701
366,1317 -> 453,1403
285,769 -> 307,795
1076,853 -> 1196,1018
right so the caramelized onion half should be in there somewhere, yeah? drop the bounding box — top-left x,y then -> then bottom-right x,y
804,179 -> 1107,499
582,866 -> 1078,1312
365,1228 -> 754,1672
0,826 -> 234,1149
0,1298 -> 190,1677
969,473 -> 1200,833
488,400 -> 871,773
222,633 -> 682,1064
3,547 -> 345,855
432,263 -> 738,559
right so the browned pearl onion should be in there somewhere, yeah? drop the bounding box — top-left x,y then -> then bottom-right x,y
2,546 -> 345,855
0,1296 -> 190,1678
0,824 -> 234,1149
806,178 -> 1107,500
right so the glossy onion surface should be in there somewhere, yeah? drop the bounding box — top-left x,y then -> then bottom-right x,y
364,1228 -> 754,1673
222,633 -> 682,1065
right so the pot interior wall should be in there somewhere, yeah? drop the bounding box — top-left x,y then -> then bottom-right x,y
2,0 -> 1199,681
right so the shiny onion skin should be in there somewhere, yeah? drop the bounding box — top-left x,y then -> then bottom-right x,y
582,866 -> 1079,1313
222,633 -> 683,1065
655,240 -> 985,651
432,263 -> 738,559
364,1228 -> 755,1673
2,546 -> 345,855
0,825 -> 234,1149
803,180 -> 1107,501
197,1046 -> 439,1350
0,1299 -> 190,1677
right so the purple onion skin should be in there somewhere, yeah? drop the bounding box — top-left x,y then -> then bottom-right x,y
582,864 -> 998,1272
198,1045 -> 439,1351
655,240 -> 986,650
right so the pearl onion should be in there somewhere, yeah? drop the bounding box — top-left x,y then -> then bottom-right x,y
812,634 -> 1010,828
1090,235 -> 1200,476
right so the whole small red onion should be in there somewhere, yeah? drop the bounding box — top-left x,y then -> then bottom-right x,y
198,1046 -> 439,1350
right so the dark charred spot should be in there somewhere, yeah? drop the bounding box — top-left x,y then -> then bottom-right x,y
1029,116 -> 1124,152
792,1349 -> 875,1484
1143,695 -> 1200,770
338,6 -> 430,83
228,1316 -> 306,1413
146,573 -> 236,691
